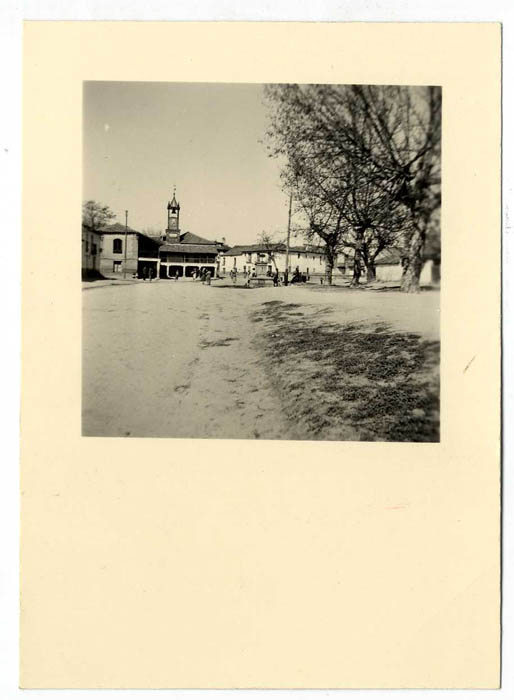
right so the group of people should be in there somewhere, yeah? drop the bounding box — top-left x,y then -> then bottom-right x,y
141,266 -> 155,281
229,268 -> 243,285
195,268 -> 212,285
229,267 -> 283,287
139,266 -> 215,283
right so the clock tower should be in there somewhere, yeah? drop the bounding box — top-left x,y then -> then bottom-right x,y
166,187 -> 181,242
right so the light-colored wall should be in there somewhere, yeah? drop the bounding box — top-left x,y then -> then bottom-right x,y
82,230 -> 101,272
222,250 -> 344,277
375,263 -> 402,282
375,259 -> 434,284
98,233 -> 139,276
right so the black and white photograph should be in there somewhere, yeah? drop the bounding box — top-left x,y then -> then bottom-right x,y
16,18 -> 503,694
82,81 -> 441,441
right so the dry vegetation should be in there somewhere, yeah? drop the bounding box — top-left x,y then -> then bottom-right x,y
252,300 -> 439,442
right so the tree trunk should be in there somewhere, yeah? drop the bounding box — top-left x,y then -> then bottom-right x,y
349,249 -> 362,287
326,261 -> 333,285
366,263 -> 376,282
401,229 -> 424,293
325,247 -> 335,285
349,233 -> 364,287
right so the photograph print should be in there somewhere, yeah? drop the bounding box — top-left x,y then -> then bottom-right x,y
82,81 -> 441,441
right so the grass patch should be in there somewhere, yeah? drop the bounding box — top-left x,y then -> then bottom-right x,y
253,301 -> 439,442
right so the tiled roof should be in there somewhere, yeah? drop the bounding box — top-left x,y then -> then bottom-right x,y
180,231 -> 216,245
223,243 -> 325,255
96,223 -> 160,248
375,253 -> 402,266
224,245 -> 247,255
289,245 -> 325,254
98,222 -> 141,234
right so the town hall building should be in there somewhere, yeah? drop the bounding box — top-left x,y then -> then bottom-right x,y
157,190 -> 225,278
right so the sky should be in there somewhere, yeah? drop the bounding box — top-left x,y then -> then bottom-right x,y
83,81 -> 291,246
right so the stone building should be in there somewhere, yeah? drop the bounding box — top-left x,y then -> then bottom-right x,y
81,224 -> 102,278
96,223 -> 161,278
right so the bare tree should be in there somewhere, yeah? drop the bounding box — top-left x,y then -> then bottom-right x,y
82,200 -> 115,231
290,179 -> 349,285
345,85 -> 441,291
264,84 -> 441,292
257,231 -> 284,273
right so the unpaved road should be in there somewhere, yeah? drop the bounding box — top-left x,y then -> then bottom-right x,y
83,280 -> 439,440
82,280 -> 293,439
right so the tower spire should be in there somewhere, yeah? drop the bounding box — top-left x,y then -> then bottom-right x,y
166,186 -> 180,241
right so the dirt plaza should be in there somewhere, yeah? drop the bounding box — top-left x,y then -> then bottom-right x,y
83,279 -> 440,441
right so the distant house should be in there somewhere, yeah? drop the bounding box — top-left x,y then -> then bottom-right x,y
221,243 -> 344,280
376,252 -> 440,284
342,247 -> 441,284
96,222 -> 161,278
82,224 -> 102,278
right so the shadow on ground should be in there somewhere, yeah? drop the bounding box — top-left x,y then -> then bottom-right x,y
252,300 -> 440,442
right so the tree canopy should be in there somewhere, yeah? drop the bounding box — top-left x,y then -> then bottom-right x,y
82,200 -> 115,231
264,84 -> 441,291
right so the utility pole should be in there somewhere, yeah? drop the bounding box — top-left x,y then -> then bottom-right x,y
123,210 -> 128,279
284,192 -> 293,286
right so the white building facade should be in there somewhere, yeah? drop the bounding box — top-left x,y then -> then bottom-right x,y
221,244 -> 345,281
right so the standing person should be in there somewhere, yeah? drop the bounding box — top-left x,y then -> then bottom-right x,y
175,270 -> 179,281
273,269 -> 279,287
206,270 -> 211,286
148,267 -> 153,282
142,266 -> 147,281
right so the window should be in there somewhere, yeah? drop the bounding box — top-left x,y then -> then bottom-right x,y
91,243 -> 97,255
85,240 -> 89,253
113,238 -> 123,254
113,261 -> 122,273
